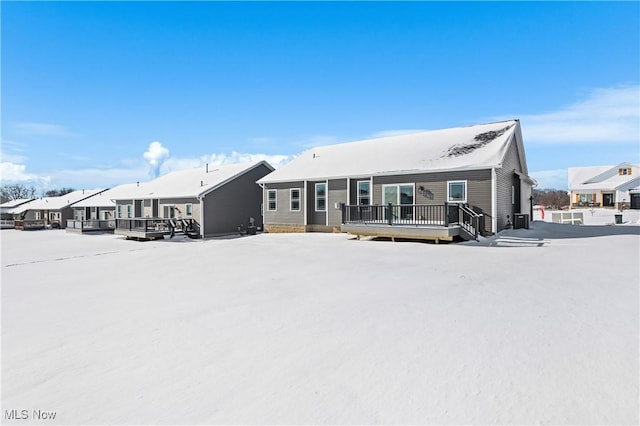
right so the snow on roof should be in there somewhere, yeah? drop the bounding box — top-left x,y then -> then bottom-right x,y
569,163 -> 640,191
72,183 -> 141,208
111,161 -> 273,200
11,189 -> 106,214
0,198 -> 34,208
258,120 -> 521,183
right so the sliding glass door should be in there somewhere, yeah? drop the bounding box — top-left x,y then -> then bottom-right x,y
382,184 -> 415,220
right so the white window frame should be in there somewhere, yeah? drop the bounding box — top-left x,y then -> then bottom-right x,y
447,180 -> 467,203
116,205 -> 122,219
315,183 -> 326,212
511,185 -> 515,205
185,203 -> 193,216
290,188 -> 301,211
127,204 -> 133,218
357,180 -> 371,206
267,189 -> 277,211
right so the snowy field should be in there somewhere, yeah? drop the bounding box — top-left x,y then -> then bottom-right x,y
1,222 -> 639,425
532,207 -> 640,225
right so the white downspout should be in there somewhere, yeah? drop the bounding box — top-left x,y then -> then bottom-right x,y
325,179 -> 329,227
491,168 -> 497,233
303,181 -> 308,228
199,196 -> 205,238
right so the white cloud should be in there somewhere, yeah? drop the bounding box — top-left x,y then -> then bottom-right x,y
0,162 -> 51,186
530,169 -> 569,190
516,85 -> 640,145
143,141 -> 170,177
159,151 -> 294,175
12,122 -> 77,138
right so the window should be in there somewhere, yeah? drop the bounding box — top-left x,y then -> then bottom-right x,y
185,203 -> 193,216
448,181 -> 467,203
619,168 -> 632,176
357,181 -> 370,205
116,205 -> 122,219
511,185 -> 515,205
579,193 -> 595,203
290,189 -> 301,211
127,205 -> 132,218
267,189 -> 277,211
315,183 -> 326,211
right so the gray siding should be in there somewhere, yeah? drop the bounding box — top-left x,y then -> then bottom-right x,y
307,181 -> 326,225
263,181 -> 305,226
495,137 -> 523,231
202,163 -> 272,237
373,170 -> 492,233
328,179 -> 347,226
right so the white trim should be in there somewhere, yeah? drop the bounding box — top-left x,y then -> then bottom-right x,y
357,180 -> 371,206
199,197 -> 205,238
290,188 -> 301,211
267,189 -> 277,211
491,168 -> 497,233
325,180 -> 329,226
303,181 -> 308,226
315,182 -> 327,212
346,177 -> 351,206
447,180 -> 467,203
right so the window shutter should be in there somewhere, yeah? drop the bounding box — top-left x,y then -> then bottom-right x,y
592,193 -> 596,202
576,194 -> 580,203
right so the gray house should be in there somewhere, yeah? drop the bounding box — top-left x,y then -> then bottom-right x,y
10,189 -> 106,230
112,161 -> 274,239
257,120 -> 534,241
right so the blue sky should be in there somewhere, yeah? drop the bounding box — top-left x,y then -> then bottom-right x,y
1,1 -> 639,191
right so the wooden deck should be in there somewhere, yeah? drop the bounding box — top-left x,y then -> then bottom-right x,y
66,220 -> 116,233
14,220 -> 46,230
341,223 -> 460,243
341,203 -> 482,242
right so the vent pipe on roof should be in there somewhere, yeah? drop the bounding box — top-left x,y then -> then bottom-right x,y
206,163 -> 209,173
201,180 -> 203,187
137,181 -> 139,187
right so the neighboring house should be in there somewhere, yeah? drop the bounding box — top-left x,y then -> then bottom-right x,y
568,163 -> 640,210
0,198 -> 34,229
257,119 -> 534,240
112,161 -> 274,239
10,189 -> 106,229
67,183 -> 140,233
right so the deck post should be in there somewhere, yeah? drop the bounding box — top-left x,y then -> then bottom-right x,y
387,203 -> 393,226
444,203 -> 449,226
341,203 -> 346,224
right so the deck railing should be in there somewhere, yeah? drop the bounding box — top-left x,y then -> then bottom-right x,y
14,219 -> 46,230
115,218 -> 199,235
67,219 -> 116,231
116,218 -> 168,232
342,203 -> 484,239
342,204 -> 449,226
1,219 -> 15,229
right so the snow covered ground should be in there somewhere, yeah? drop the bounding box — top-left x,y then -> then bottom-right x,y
1,222 -> 639,425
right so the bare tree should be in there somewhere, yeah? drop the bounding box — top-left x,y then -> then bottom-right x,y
0,184 -> 37,203
44,187 -> 75,197
533,188 -> 570,209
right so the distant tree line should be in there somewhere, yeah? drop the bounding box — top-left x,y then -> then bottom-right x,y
532,188 -> 570,209
0,184 -> 75,203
